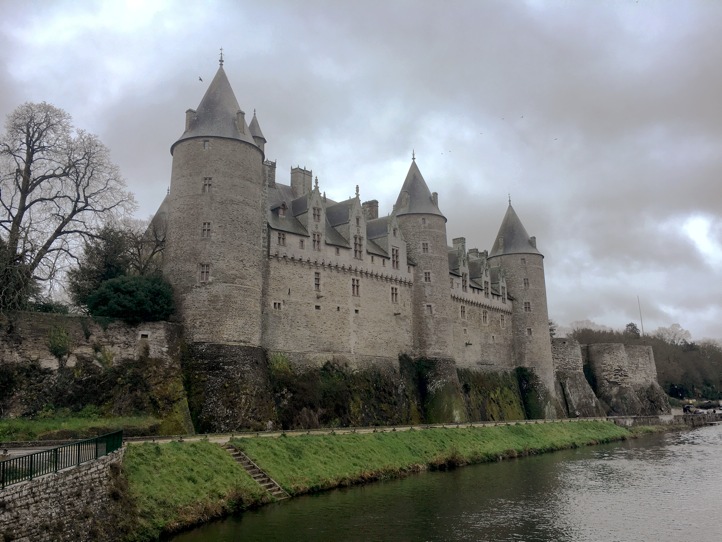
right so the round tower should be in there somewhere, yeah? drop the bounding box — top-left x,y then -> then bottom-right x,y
164,63 -> 266,345
394,159 -> 453,360
488,203 -> 558,406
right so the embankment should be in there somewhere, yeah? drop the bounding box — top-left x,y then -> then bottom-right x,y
122,421 -> 645,541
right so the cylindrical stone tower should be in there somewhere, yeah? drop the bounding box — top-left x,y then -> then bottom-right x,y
488,203 -> 559,412
394,159 -> 453,360
164,64 -> 266,345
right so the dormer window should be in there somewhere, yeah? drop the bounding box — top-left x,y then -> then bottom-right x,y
393,228 -> 398,237
313,207 -> 321,222
279,204 -> 287,218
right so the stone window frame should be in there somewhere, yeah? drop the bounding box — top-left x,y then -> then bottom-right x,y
201,222 -> 211,238
277,232 -> 286,246
524,301 -> 531,312
523,277 -> 529,289
500,314 -> 506,328
527,327 -> 533,337
203,139 -> 210,150
199,263 -> 210,283
353,235 -> 363,260
202,177 -> 212,193
421,241 -> 429,254
460,305 -> 466,319
423,271 -> 431,283
501,286 -> 507,304
391,286 -> 398,304
352,278 -> 360,297
313,232 -> 321,251
484,281 -> 490,298
462,272 -> 468,292
391,247 -> 400,269
425,304 -> 433,315
314,272 -> 321,292
279,203 -> 287,218
299,239 -> 305,249
273,301 -> 282,310
482,309 -> 488,325
313,206 -> 322,222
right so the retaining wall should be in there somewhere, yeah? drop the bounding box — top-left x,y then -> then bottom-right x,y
0,448 -> 126,542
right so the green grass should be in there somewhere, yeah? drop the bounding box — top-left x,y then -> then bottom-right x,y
123,441 -> 267,541
0,415 -> 161,442
233,421 -> 632,495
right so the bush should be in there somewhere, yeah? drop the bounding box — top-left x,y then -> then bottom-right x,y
86,274 -> 174,324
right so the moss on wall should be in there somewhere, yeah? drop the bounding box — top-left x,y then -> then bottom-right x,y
458,369 -> 526,421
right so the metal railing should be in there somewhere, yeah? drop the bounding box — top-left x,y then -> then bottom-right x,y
1,430 -> 123,489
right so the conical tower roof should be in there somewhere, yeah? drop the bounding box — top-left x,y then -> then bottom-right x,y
489,204 -> 542,257
171,65 -> 256,153
248,110 -> 265,141
394,160 -> 445,220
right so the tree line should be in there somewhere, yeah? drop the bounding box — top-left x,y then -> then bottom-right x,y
1,102 -> 172,323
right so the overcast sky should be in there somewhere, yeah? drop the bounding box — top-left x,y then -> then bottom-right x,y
1,0 -> 720,340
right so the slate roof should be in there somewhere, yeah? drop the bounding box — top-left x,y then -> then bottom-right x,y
489,204 -> 542,257
366,216 -> 390,240
248,111 -> 265,141
326,199 -> 354,227
171,66 -> 256,153
394,160 -> 445,219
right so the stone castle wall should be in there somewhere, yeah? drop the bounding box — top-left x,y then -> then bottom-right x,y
450,296 -> 513,370
551,337 -> 584,373
0,312 -> 178,370
0,449 -> 126,542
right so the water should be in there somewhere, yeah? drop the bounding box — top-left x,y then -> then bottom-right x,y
170,425 -> 722,541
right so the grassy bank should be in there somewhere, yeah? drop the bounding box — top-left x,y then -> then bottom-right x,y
232,421 -> 631,494
122,441 -> 267,541
0,414 -> 160,442
122,421 -> 659,540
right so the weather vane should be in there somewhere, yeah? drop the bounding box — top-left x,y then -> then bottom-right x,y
219,47 -> 224,66
412,149 -> 416,161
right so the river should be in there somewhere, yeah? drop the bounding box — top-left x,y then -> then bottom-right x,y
170,424 -> 722,541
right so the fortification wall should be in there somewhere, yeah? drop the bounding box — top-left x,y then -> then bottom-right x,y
0,449 -> 126,542
263,256 -> 413,368
450,297 -> 513,370
0,312 -> 178,369
551,337 -> 584,372
584,343 -> 669,416
551,338 -> 606,417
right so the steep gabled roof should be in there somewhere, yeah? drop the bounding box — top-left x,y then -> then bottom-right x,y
172,66 -> 256,153
249,111 -> 265,141
394,160 -> 445,219
489,204 -> 542,257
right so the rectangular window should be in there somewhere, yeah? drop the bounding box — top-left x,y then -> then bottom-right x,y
422,242 -> 429,254
277,232 -> 286,246
424,271 -> 431,283
426,304 -> 433,315
382,259 -> 386,267
460,305 -> 466,319
201,222 -> 211,238
313,207 -> 321,222
273,302 -> 282,310
484,281 -> 489,298
335,247 -> 340,255
391,286 -> 398,304
356,216 -> 360,226
352,278 -> 360,297
314,272 -> 320,291
354,235 -> 363,260
203,140 -> 209,150
299,239 -> 305,249
524,301 -> 531,312
500,315 -> 506,328
199,263 -> 210,283
462,273 -> 468,293
202,177 -> 212,193
527,328 -> 533,337
521,258 -> 526,265
501,286 -> 507,303
392,247 -> 399,269
523,278 -> 529,289
482,310 -> 488,325
313,232 -> 321,251
279,204 -> 287,218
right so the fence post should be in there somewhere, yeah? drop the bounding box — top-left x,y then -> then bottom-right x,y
1,459 -> 5,489
95,438 -> 99,459
29,454 -> 34,481
77,442 -> 81,466
54,448 -> 59,473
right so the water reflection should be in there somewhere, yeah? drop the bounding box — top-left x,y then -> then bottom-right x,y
170,425 -> 722,542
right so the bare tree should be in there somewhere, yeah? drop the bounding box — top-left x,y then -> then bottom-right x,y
0,102 -> 136,304
122,215 -> 166,276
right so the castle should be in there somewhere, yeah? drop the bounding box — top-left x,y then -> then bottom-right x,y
151,61 -> 669,425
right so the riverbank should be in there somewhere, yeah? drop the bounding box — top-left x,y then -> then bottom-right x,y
122,420 -> 668,541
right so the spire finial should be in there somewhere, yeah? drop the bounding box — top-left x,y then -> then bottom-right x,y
219,47 -> 224,66
508,193 -> 511,206
314,176 -> 319,190
355,185 -> 360,198
412,149 -> 416,161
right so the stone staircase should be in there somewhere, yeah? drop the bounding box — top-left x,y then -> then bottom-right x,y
222,444 -> 290,500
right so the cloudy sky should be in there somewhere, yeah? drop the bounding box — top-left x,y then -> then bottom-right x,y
1,0 -> 720,340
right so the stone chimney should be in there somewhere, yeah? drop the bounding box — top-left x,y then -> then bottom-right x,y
530,236 -> 537,249
264,160 -> 276,188
362,200 -> 379,220
291,167 -> 313,198
185,109 -> 196,131
432,192 -> 439,206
